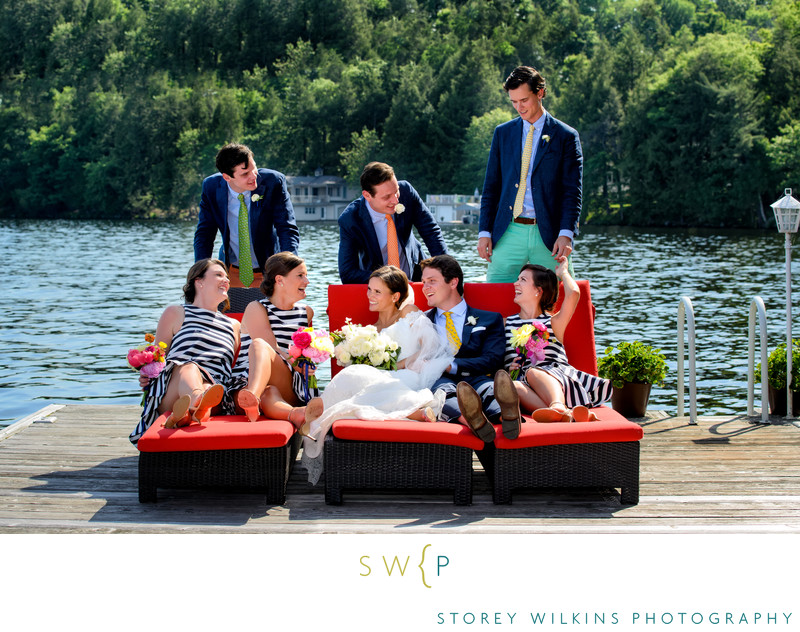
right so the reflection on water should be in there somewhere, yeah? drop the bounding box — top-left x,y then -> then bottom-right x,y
0,219 -> 795,424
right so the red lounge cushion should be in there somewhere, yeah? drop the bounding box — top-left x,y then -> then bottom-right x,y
494,408 -> 643,449
137,413 -> 295,452
331,419 -> 485,449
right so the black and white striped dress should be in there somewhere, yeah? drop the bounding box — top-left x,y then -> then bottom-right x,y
504,313 -> 612,408
230,297 -> 320,402
129,304 -> 236,444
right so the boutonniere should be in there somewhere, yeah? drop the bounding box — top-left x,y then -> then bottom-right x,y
467,316 -> 478,326
394,204 -> 405,214
541,135 -> 551,144
251,193 -> 262,202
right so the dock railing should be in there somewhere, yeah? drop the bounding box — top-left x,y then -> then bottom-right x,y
677,297 -> 697,424
747,297 -> 769,424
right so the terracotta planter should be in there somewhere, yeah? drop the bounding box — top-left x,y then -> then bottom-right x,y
767,385 -> 800,416
610,382 -> 652,418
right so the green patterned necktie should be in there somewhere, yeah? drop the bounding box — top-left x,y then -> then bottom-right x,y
237,193 -> 254,287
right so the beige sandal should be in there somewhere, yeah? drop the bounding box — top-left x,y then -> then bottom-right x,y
191,384 -> 224,424
237,389 -> 261,422
531,402 -> 573,423
291,397 -> 324,439
163,394 -> 192,429
572,405 -> 599,422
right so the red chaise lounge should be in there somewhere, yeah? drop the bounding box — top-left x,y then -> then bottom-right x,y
326,281 -> 643,505
136,288 -> 300,505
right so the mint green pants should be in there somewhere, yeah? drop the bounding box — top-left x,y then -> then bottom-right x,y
486,222 -> 574,282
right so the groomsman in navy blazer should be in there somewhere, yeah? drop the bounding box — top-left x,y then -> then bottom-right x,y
337,162 -> 448,284
194,143 -> 299,287
421,255 -> 519,443
478,66 -> 582,282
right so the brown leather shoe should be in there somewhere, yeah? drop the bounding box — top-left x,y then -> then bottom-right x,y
494,369 -> 521,439
456,382 -> 496,442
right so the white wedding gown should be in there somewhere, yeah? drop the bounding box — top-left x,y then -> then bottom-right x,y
301,310 -> 453,485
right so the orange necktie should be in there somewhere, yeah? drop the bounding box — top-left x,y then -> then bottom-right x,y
385,213 -> 400,268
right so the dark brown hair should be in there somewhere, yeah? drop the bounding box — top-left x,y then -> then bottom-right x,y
215,143 -> 254,177
520,264 -> 559,313
360,162 -> 395,196
503,66 -> 547,97
183,258 -> 230,311
420,255 -> 464,296
370,265 -> 410,308
261,252 -> 305,297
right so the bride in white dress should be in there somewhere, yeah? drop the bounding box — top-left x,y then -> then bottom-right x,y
301,266 -> 453,484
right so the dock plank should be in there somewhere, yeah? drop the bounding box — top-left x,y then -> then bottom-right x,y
1,404 -> 799,533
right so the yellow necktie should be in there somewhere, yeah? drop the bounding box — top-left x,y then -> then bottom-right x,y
237,193 -> 254,287
444,311 -> 461,353
385,213 -> 400,268
513,126 -> 534,219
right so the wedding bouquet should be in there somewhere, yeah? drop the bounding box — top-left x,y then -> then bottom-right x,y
288,327 -> 334,394
508,321 -> 550,379
330,320 -> 400,371
127,333 -> 168,404
127,333 -> 167,378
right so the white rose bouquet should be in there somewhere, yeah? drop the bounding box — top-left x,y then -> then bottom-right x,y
331,320 -> 401,370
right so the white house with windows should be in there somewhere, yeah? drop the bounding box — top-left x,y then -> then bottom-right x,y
287,169 -> 350,221
425,190 -> 481,224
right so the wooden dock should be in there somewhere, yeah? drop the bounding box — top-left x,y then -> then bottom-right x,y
1,404 -> 799,533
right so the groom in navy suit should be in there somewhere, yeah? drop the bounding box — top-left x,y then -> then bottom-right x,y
338,162 -> 448,284
478,66 -> 582,282
194,143 -> 299,287
421,255 -> 514,442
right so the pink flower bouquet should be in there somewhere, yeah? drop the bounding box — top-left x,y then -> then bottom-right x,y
288,327 -> 334,395
508,321 -> 550,379
127,333 -> 168,404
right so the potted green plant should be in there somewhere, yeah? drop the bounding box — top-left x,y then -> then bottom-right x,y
597,341 -> 668,417
756,339 -> 800,415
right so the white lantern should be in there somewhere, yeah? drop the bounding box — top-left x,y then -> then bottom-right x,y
770,188 -> 800,234
770,188 -> 800,419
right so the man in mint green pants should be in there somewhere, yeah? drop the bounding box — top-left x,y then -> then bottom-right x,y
478,66 -> 581,282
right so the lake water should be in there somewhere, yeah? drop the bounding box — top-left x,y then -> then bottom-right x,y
0,218 -> 794,425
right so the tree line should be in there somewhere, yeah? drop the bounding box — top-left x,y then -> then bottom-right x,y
1,0 -> 798,227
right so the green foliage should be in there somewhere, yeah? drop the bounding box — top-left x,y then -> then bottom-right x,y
0,0 -> 798,219
456,108 -> 513,194
767,122 -> 800,193
622,32 -> 767,227
755,339 -> 800,390
597,341 -> 668,389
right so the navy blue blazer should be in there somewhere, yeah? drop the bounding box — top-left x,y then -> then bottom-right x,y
337,181 -> 448,284
426,305 -> 505,379
193,169 -> 299,270
479,113 -> 582,251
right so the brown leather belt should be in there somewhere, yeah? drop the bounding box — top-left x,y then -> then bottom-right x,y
514,216 -> 537,225
231,264 -> 262,273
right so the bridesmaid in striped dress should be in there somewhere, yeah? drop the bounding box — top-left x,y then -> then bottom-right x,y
230,252 -> 323,432
500,257 -> 612,423
129,259 -> 237,444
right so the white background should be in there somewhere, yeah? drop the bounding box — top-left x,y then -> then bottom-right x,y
5,534 -> 797,631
